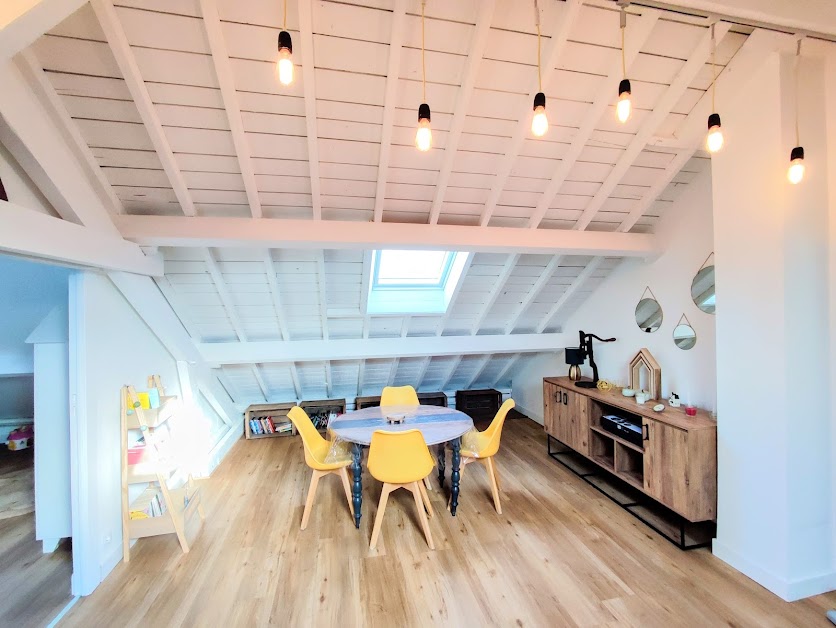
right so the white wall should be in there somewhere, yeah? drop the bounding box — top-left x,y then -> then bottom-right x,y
69,272 -> 181,594
512,169 -> 716,422
0,374 -> 33,418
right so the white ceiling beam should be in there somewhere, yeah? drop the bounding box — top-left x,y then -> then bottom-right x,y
440,356 -> 464,394
469,254 -> 519,335
297,0 -> 321,220
428,0 -> 496,224
357,359 -> 367,397
154,276 -> 201,340
91,0 -> 196,217
433,252 -> 474,336
0,201 -> 161,275
536,257 -> 604,333
199,332 -> 569,365
503,255 -> 562,334
324,361 -> 333,398
289,363 -> 302,401
387,358 -> 400,387
492,353 -> 522,389
478,0 -> 583,227
315,251 -> 329,340
526,10 -> 661,229
415,356 -> 432,392
251,365 -> 269,403
262,251 -> 290,341
117,216 -> 659,257
199,0 -> 261,219
569,22 -> 731,232
463,355 -> 491,391
202,248 -> 246,341
0,59 -> 119,232
373,0 -> 407,223
215,368 -> 240,405
17,50 -> 123,216
0,0 -> 86,60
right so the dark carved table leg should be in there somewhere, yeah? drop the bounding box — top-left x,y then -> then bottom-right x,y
352,443 -> 362,529
450,437 -> 461,516
436,443 -> 446,488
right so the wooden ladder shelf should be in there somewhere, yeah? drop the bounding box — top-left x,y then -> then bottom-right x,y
120,375 -> 205,563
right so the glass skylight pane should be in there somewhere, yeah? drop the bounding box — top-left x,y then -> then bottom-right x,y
376,250 -> 451,286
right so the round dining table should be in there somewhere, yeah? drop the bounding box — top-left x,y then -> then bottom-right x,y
328,405 -> 474,528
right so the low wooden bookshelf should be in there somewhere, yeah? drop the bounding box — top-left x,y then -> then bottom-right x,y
120,376 -> 204,563
244,402 -> 297,439
300,398 -> 346,432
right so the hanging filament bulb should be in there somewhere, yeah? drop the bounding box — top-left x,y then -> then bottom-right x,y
787,146 -> 805,184
532,92 -> 548,137
706,113 -> 724,153
415,103 -> 432,152
276,30 -> 293,86
616,6 -> 632,123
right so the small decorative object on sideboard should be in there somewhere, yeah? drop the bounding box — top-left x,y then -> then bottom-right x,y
685,405 -> 697,417
628,348 -> 662,400
669,392 -> 681,408
635,391 -> 650,405
566,330 -> 616,389
621,388 -> 636,397
653,403 -> 665,412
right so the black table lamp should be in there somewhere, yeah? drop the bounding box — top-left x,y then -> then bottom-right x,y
564,330 -> 616,388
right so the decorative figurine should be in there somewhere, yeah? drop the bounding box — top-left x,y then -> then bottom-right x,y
668,392 -> 681,408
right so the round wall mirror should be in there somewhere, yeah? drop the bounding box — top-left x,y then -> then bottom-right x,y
673,323 -> 697,350
635,297 -> 663,333
691,265 -> 715,314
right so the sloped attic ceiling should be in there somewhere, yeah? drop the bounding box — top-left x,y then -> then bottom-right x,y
24,0 -> 731,405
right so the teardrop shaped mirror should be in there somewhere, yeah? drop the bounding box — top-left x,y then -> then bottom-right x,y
635,297 -> 663,333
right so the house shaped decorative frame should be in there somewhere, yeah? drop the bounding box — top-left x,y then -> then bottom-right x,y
628,349 -> 662,400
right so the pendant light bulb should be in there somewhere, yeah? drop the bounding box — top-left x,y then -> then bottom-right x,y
706,113 -> 724,153
617,79 -> 632,123
276,30 -> 293,86
788,146 -> 805,184
415,103 -> 432,152
531,92 -> 548,137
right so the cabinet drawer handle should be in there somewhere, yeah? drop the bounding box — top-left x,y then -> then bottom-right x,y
643,424 -> 650,440
563,392 -> 568,406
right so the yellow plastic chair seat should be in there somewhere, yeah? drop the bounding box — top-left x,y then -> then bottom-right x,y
380,385 -> 420,407
368,429 -> 434,485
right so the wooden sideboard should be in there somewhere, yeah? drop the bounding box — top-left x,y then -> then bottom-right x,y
543,376 -> 717,523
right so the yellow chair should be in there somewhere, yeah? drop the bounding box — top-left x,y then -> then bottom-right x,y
380,385 -> 420,407
368,429 -> 436,550
457,399 -> 515,515
287,406 -> 354,530
380,385 -> 434,492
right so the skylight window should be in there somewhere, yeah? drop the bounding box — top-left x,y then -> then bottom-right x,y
367,250 -> 468,315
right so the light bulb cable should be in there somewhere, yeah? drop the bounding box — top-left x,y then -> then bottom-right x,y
282,0 -> 287,31
535,0 -> 541,91
620,7 -> 627,79
421,0 -> 427,102
795,38 -> 801,147
711,23 -> 716,113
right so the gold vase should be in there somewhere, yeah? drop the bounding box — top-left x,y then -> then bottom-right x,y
568,364 -> 582,381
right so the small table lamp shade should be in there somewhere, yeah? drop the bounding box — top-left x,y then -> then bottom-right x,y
565,347 -> 585,381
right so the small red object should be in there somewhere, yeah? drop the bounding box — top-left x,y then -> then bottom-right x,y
685,406 -> 697,416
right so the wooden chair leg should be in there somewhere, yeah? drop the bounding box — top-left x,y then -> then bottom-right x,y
410,482 -> 435,550
492,460 -> 502,492
485,457 -> 502,515
418,478 -> 434,518
370,484 -> 392,550
424,475 -> 433,492
339,467 -> 355,517
301,470 -> 323,530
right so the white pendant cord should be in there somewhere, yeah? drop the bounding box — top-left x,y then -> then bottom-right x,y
534,0 -> 541,91
620,8 -> 627,79
421,0 -> 427,102
282,0 -> 287,30
795,38 -> 801,147
711,23 -> 716,113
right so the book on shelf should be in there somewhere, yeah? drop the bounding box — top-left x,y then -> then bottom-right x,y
130,490 -> 168,519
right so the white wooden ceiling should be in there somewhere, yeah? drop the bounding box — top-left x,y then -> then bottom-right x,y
25,0 -> 741,405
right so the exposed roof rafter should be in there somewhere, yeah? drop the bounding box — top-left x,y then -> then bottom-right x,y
536,257 -> 604,333
297,0 -> 322,220
469,254 -> 520,335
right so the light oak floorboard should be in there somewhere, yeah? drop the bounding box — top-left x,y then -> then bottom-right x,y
60,418 -> 836,627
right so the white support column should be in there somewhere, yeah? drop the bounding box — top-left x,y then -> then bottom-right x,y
503,255 -> 562,334
297,0 -> 322,220
478,0 -> 583,227
569,23 -> 731,232
372,0 -> 407,222
92,0 -> 195,217
198,0 -> 262,218
469,254 -> 519,335
535,257 -> 603,333
428,0 -> 496,224
526,10 -> 662,229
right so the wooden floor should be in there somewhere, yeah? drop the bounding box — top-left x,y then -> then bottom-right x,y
62,417 -> 835,627
0,446 -> 35,520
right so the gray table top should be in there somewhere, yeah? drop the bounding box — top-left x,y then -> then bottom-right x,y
328,405 -> 474,446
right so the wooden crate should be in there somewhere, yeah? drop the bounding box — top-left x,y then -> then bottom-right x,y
355,395 -> 381,409
300,398 -> 346,432
418,391 -> 448,407
455,388 -> 501,428
245,402 -> 297,439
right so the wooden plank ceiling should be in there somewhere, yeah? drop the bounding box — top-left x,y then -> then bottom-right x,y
29,0 -> 741,405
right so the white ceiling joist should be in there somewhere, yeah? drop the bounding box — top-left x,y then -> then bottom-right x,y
491,353 -> 521,388
536,256 -> 604,333
262,251 -> 290,341
503,255 -> 562,334
414,356 -> 433,391
373,0 -> 407,223
463,355 -> 491,390
526,10 -> 661,229
198,333 -> 568,366
428,0 -> 496,225
478,0 -> 583,227
315,251 -> 329,340
297,0 -> 322,220
440,356 -> 464,393
0,201 -> 161,275
199,0 -> 262,219
570,22 -> 732,232
0,59 -> 118,233
116,215 -> 658,257
0,0 -> 86,60
92,0 -> 196,217
469,254 -> 520,335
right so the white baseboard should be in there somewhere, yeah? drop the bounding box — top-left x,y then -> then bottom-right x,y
515,402 -> 543,426
713,540 -> 836,601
